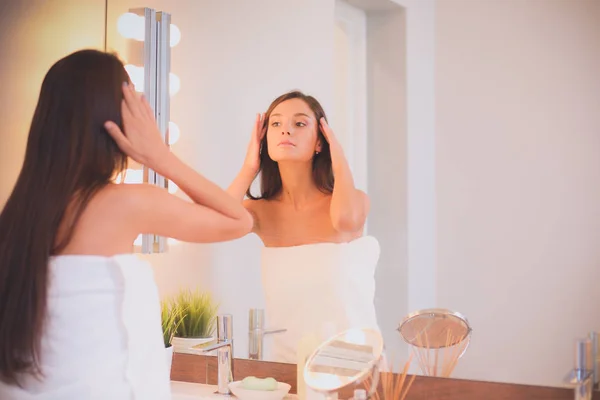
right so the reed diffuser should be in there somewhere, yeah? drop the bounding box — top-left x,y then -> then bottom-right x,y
412,329 -> 467,377
363,355 -> 416,400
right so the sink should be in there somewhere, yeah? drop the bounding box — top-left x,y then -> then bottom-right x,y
170,381 -> 219,399
170,380 -> 299,399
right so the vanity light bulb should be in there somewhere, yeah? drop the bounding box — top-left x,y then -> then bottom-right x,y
169,73 -> 180,96
170,24 -> 181,47
168,121 -> 180,145
122,168 -> 144,184
168,181 -> 179,194
124,64 -> 145,93
117,12 -> 145,41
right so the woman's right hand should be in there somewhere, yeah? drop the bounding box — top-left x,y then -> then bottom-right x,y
104,82 -> 170,169
243,113 -> 266,173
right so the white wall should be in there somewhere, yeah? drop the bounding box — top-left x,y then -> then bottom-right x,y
365,7 -> 409,368
435,0 -> 600,387
389,0 -> 437,318
349,0 -> 600,387
333,0 -> 368,192
106,0 -> 336,359
0,0 -> 107,207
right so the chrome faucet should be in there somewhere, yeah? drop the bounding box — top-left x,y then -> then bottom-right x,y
564,333 -> 598,400
590,331 -> 599,391
201,314 -> 234,395
248,308 -> 286,360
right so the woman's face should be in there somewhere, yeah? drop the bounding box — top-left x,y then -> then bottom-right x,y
266,98 -> 322,163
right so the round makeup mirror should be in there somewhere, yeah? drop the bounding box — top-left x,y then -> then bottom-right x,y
397,308 -> 472,377
304,328 -> 384,399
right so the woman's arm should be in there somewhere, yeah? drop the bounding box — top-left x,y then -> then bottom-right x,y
154,151 -> 252,222
228,166 -> 258,202
104,82 -> 253,243
320,118 -> 370,233
122,180 -> 254,243
227,113 -> 265,201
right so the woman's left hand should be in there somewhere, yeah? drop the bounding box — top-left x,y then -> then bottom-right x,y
319,118 -> 338,145
320,118 -> 341,151
319,119 -> 368,233
319,117 -> 344,158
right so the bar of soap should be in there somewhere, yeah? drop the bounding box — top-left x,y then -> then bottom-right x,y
241,376 -> 278,391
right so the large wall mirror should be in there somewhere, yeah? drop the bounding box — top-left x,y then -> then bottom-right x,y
104,0 -> 600,391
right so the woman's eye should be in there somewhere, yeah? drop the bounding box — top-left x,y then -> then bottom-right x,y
271,122 -> 280,127
296,122 -> 306,127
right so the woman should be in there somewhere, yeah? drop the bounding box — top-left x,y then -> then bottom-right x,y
0,50 -> 252,398
228,91 -> 380,362
229,91 -> 368,245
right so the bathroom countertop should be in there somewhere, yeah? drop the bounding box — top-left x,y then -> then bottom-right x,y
171,380 -> 298,399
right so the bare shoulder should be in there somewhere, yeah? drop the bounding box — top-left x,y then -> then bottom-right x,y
242,198 -> 258,211
57,183 -> 160,254
108,182 -> 161,196
243,198 -> 270,211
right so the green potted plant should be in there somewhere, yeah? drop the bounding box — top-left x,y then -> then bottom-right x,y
169,288 -> 219,353
161,299 -> 184,373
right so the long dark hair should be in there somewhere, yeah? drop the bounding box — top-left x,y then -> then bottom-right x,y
246,91 -> 334,200
0,49 -> 128,385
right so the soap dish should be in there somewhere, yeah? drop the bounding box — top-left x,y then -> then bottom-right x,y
228,381 -> 291,400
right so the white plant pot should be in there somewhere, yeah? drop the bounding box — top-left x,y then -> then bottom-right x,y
165,345 -> 174,376
171,336 -> 214,354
